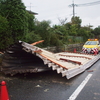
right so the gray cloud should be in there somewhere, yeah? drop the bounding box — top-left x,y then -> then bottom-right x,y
22,0 -> 100,28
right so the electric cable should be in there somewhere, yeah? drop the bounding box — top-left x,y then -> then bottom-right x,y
77,1 -> 100,7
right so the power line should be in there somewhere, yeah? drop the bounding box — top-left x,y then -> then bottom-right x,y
77,1 -> 100,7
69,0 -> 100,17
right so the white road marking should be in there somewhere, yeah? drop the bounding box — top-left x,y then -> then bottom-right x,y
68,74 -> 92,100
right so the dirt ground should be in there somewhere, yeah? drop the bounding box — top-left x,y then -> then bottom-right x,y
0,63 -> 10,82
0,68 -> 13,82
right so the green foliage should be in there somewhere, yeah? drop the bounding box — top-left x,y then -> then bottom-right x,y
93,26 -> 100,38
0,0 -> 27,42
0,15 -> 13,50
71,16 -> 82,28
78,26 -> 94,41
67,36 -> 83,43
0,0 -> 37,50
50,33 -> 63,46
34,20 -> 52,46
24,31 -> 42,45
52,25 -> 68,44
26,11 -> 35,32
0,0 -> 98,50
69,24 -> 78,36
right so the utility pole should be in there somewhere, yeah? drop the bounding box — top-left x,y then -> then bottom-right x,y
72,0 -> 75,17
69,0 -> 100,18
69,0 -> 77,17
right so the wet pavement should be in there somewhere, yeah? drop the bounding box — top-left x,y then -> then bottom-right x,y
76,60 -> 100,100
0,60 -> 100,100
0,70 -> 82,100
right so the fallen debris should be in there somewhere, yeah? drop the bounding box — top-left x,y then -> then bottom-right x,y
1,40 -> 100,79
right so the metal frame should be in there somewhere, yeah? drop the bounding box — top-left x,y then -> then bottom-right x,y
21,41 -> 100,79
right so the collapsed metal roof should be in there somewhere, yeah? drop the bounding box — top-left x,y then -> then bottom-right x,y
1,40 -> 100,79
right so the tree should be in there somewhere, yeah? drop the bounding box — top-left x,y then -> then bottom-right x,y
71,16 -> 82,28
93,26 -> 100,38
52,25 -> 68,44
34,20 -> 51,47
58,17 -> 67,25
78,26 -> 94,41
50,33 -> 63,46
26,11 -> 35,33
0,0 -> 27,42
0,15 -> 13,50
24,31 -> 42,46
69,24 -> 78,36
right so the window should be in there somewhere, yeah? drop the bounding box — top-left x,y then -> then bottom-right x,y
85,41 -> 97,45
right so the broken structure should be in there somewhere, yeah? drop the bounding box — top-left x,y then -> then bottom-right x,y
1,40 -> 100,79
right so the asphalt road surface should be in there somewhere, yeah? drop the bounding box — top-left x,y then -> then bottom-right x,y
1,59 -> 100,100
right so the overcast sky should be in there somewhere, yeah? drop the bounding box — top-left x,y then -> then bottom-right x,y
22,0 -> 100,28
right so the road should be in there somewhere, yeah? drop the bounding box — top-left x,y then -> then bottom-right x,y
1,59 -> 100,100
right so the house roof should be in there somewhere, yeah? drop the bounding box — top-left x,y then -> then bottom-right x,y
27,10 -> 38,15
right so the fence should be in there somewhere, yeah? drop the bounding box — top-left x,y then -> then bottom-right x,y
44,43 -> 84,53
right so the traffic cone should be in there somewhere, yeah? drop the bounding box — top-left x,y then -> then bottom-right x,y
74,48 -> 76,53
1,81 -> 10,100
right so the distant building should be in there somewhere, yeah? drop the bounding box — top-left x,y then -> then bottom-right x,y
27,10 -> 38,15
